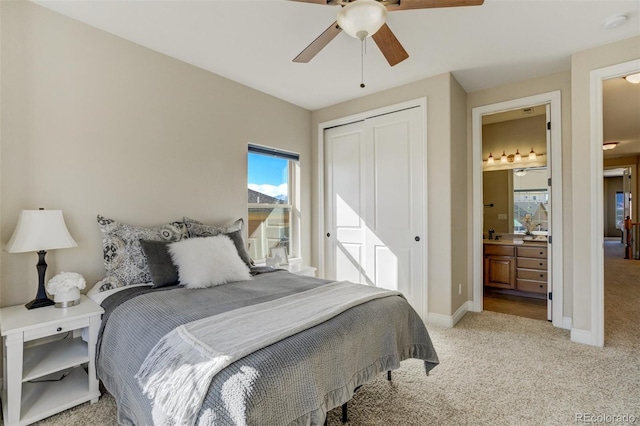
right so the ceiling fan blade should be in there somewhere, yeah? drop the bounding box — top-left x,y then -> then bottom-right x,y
372,24 -> 409,66
386,0 -> 484,11
288,0 -> 344,5
293,21 -> 342,63
288,0 -> 330,4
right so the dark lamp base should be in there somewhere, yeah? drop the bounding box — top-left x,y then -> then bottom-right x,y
25,297 -> 55,310
26,249 -> 56,310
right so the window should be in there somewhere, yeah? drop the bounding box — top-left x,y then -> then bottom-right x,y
513,189 -> 548,234
247,144 -> 299,262
616,191 -> 624,229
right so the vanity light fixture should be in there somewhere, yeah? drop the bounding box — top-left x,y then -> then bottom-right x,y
603,142 -> 619,150
484,148 -> 542,167
514,149 -> 522,162
486,152 -> 495,165
624,73 -> 640,84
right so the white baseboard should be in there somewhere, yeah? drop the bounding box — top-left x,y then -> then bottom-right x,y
427,301 -> 471,328
452,301 -> 471,326
562,316 -> 572,330
427,312 -> 451,327
570,328 -> 593,345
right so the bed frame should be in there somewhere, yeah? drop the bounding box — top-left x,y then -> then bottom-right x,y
325,370 -> 393,425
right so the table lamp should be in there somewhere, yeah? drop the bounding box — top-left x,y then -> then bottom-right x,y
6,209 -> 77,309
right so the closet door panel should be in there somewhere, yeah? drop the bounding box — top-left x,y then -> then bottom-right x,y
324,122 -> 366,283
364,108 -> 424,317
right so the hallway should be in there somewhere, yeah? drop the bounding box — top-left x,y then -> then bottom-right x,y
604,239 -> 640,347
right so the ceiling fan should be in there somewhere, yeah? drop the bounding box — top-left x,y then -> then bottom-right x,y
291,0 -> 484,67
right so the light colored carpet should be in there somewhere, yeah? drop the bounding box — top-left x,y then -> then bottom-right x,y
24,242 -> 640,425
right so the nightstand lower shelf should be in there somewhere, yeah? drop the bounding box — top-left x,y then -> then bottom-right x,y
23,337 -> 88,382
19,367 -> 98,425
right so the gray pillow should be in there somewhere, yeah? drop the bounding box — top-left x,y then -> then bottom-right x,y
139,240 -> 179,288
183,217 -> 254,267
97,215 -> 188,288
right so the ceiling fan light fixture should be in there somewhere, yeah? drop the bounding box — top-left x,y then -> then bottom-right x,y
337,0 -> 387,41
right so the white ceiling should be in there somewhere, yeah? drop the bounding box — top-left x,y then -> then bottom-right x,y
33,0 -> 640,112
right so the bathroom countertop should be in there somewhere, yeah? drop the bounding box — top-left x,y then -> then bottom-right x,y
483,239 -> 547,246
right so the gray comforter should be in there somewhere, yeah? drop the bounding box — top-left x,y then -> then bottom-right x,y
96,270 -> 439,425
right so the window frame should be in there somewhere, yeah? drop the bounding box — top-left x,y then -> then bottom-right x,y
247,144 -> 300,264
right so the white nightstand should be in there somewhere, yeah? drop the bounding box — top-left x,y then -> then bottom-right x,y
286,264 -> 317,277
0,295 -> 104,425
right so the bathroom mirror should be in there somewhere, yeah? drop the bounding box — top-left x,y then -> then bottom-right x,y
483,167 -> 548,235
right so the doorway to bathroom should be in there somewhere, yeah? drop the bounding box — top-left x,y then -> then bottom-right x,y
481,106 -> 550,321
471,91 -> 564,328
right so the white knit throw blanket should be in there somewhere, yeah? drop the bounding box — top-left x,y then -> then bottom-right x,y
135,281 -> 401,426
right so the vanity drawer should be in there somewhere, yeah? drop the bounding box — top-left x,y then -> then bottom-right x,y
517,279 -> 547,294
517,268 -> 548,281
484,245 -> 515,257
517,258 -> 547,270
517,246 -> 547,259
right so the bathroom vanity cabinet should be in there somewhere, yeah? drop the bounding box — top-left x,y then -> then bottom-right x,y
484,241 -> 548,295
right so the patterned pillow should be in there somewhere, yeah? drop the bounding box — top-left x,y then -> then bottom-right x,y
183,217 -> 254,267
97,215 -> 188,288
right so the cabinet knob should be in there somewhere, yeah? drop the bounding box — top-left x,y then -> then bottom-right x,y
415,236 -> 420,242
539,262 -> 543,266
540,274 -> 544,278
539,252 -> 543,255
56,327 -> 62,332
539,284 -> 543,288
326,233 -> 331,237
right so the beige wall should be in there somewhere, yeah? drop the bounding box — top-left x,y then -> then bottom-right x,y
0,2 -> 312,307
467,71 -> 573,318
483,170 -> 511,234
450,75 -> 468,314
570,36 -> 640,333
482,115 -> 547,163
311,73 -> 456,317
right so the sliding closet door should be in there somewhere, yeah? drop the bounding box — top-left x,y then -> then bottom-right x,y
324,107 -> 425,319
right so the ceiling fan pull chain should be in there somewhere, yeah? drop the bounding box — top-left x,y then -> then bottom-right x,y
360,38 -> 365,88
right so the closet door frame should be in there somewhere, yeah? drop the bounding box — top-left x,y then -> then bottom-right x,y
317,97 -> 428,314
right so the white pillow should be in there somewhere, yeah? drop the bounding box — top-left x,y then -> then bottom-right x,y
168,235 -> 252,288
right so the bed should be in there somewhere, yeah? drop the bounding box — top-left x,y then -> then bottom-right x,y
89,215 -> 439,425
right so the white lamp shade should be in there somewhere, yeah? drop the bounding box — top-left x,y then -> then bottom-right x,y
6,210 -> 77,253
337,0 -> 387,40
